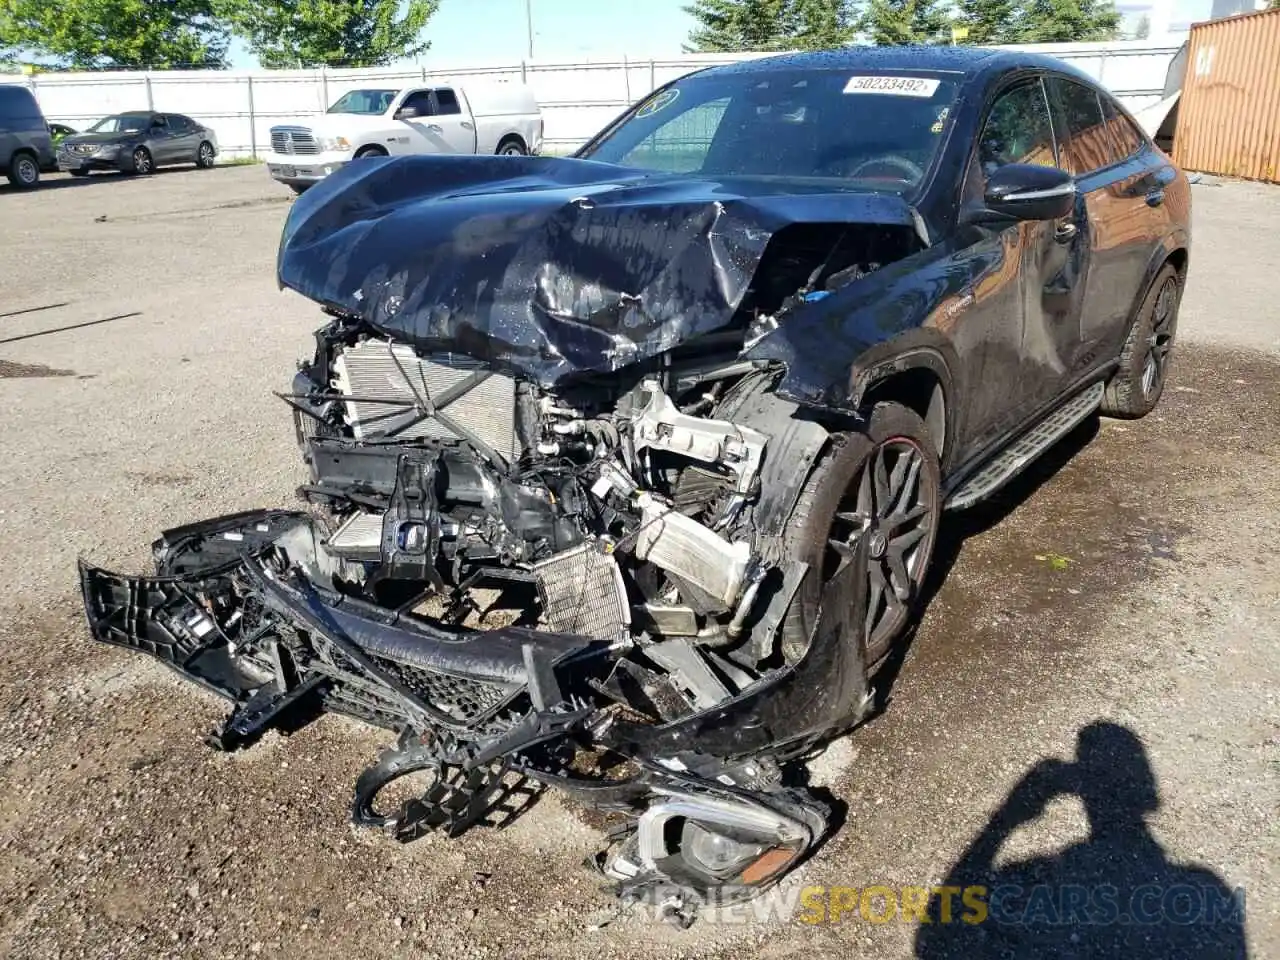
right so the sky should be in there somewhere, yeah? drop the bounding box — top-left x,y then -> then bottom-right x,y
228,0 -> 700,69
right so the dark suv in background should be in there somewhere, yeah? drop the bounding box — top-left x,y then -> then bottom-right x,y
0,84 -> 54,188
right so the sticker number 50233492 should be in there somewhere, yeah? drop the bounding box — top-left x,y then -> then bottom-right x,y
843,76 -> 941,97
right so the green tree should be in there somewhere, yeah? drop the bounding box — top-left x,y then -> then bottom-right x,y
684,0 -> 857,52
1016,0 -> 1120,42
0,0 -> 228,68
954,0 -> 1022,44
861,0 -> 951,45
217,0 -> 439,68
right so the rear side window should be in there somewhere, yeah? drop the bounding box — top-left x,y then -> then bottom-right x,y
171,115 -> 195,132
977,80 -> 1058,175
1101,96 -> 1145,160
433,89 -> 461,116
1046,77 -> 1116,176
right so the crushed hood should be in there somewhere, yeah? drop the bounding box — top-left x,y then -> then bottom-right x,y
277,154 -> 919,386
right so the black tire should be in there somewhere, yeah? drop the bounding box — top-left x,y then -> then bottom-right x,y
128,146 -> 154,176
496,136 -> 527,156
288,183 -> 310,195
779,402 -> 942,666
6,151 -> 40,188
195,141 -> 216,169
1101,263 -> 1182,419
353,146 -> 387,160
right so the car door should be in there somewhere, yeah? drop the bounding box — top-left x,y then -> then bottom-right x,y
169,115 -> 201,161
952,75 -> 1091,450
1043,76 -> 1173,366
147,114 -> 180,163
399,88 -> 475,155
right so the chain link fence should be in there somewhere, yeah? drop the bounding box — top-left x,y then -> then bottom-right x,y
1,41 -> 1181,158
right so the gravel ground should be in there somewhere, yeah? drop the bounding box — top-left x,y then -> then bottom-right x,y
0,167 -> 1277,960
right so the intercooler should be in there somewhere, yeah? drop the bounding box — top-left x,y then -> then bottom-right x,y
531,544 -> 631,641
331,340 -> 519,461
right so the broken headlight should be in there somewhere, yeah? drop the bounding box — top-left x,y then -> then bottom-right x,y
605,790 -> 822,903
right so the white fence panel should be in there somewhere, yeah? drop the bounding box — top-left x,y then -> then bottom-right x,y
2,41 -> 1182,157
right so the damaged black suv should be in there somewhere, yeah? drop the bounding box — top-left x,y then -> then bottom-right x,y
80,46 -> 1190,922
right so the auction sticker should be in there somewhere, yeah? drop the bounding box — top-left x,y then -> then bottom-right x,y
843,76 -> 941,97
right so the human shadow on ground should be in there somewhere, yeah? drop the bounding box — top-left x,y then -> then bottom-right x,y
914,721 -> 1248,959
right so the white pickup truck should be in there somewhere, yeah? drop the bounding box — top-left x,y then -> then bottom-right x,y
265,83 -> 543,192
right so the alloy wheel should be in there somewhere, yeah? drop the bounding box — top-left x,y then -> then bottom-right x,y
134,149 -> 152,174
199,144 -> 214,166
1141,277 -> 1178,397
826,437 -> 939,650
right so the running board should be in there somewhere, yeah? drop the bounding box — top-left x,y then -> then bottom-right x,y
945,382 -> 1104,511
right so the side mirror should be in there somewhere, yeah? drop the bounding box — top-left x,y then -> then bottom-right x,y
394,105 -> 420,120
969,163 -> 1075,224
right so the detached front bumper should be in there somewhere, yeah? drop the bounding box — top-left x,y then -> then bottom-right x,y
265,150 -> 351,186
76,507 -> 850,922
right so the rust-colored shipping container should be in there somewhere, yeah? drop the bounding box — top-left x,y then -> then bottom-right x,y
1175,8 -> 1280,183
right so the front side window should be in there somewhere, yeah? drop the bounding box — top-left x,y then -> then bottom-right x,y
580,70 -> 960,192
1047,77 -> 1112,176
400,91 -> 434,116
88,113 -> 151,134
328,89 -> 400,116
977,80 -> 1058,175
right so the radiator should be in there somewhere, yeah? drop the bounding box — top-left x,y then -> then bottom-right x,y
331,340 -> 518,460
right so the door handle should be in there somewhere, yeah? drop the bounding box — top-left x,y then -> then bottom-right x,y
1146,189 -> 1165,208
460,121 -> 474,130
1054,221 -> 1077,243
427,124 -> 443,134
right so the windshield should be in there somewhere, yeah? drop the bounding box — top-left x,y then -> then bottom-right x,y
88,114 -> 152,134
327,89 -> 400,116
580,69 -> 960,192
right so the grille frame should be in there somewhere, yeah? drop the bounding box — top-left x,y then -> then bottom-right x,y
270,126 -> 319,156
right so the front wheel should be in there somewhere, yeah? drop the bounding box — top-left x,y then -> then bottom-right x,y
496,138 -> 527,156
779,402 -> 942,666
195,141 -> 215,169
1101,263 -> 1182,419
128,147 -> 154,176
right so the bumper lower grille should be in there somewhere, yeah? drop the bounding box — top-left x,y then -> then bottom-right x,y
372,655 -> 514,721
320,641 -> 517,725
